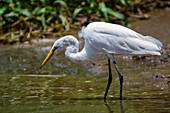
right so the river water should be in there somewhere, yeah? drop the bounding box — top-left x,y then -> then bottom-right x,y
0,9 -> 170,113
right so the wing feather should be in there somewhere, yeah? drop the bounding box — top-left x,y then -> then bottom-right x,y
80,22 -> 162,55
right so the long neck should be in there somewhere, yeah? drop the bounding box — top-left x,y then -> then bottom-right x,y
59,35 -> 90,62
63,37 -> 93,62
61,36 -> 81,62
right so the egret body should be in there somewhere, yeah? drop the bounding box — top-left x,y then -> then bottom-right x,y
40,22 -> 162,100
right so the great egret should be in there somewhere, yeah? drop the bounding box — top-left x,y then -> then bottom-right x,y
40,22 -> 162,100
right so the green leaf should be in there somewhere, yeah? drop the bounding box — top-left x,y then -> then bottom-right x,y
59,15 -> 69,30
9,0 -> 13,5
45,6 -> 53,14
120,0 -> 134,11
37,8 -> 46,15
120,0 -> 127,5
21,9 -> 32,17
0,7 -> 7,17
8,35 -> 20,43
0,21 -> 6,27
40,0 -> 46,3
122,18 -> 131,27
99,2 -> 109,22
99,2 -> 107,14
4,11 -> 19,17
54,0 -> 67,8
72,8 -> 83,21
128,0 -> 134,11
41,14 -> 47,29
14,8 -> 23,13
9,0 -> 14,9
99,2 -> 125,21
14,8 -> 32,17
106,8 -> 125,20
59,15 -> 65,25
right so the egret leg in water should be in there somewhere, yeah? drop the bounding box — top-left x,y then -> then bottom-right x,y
104,58 -> 113,101
40,22 -> 162,100
104,54 -> 123,101
109,54 -> 123,100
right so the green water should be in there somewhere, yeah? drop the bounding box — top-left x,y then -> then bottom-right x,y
0,42 -> 169,113
0,9 -> 170,113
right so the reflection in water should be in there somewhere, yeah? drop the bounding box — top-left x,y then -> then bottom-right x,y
105,102 -> 113,113
119,100 -> 124,113
105,100 -> 124,113
105,101 -> 113,113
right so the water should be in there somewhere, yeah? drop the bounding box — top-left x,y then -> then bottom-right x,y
0,9 -> 170,113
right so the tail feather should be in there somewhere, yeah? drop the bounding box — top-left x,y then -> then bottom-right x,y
145,36 -> 163,49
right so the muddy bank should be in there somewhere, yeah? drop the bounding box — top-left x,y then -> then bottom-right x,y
131,9 -> 170,45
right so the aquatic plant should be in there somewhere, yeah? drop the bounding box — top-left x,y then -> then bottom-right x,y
0,0 -> 69,30
0,0 -> 168,44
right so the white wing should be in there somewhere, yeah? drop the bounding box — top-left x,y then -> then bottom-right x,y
80,22 -> 162,55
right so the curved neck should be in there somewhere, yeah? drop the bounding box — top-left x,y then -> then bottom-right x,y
59,36 -> 80,61
59,36 -> 90,62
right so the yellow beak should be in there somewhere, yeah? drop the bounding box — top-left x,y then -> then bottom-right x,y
40,48 -> 55,69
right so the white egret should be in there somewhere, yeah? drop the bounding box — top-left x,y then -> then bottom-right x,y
40,22 -> 162,100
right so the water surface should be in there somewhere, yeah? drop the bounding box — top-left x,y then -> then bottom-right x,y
0,9 -> 170,113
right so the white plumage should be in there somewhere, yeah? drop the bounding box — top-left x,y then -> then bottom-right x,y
65,22 -> 162,62
79,22 -> 162,56
44,22 -> 163,62
40,22 -> 163,100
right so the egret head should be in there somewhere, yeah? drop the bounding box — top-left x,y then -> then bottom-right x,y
40,35 -> 79,69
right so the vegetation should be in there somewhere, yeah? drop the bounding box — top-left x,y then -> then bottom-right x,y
0,0 -> 168,44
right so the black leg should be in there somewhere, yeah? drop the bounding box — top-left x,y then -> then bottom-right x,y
104,58 -> 113,101
108,54 -> 123,100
